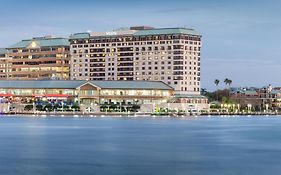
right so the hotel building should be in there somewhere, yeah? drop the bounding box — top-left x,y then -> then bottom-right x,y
5,36 -> 70,80
69,26 -> 201,95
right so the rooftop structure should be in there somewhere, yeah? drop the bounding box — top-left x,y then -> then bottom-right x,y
70,27 -> 201,39
0,48 -> 10,56
7,37 -> 69,49
0,80 -> 173,90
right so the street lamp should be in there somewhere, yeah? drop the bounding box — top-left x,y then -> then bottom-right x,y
265,104 -> 269,112
61,101 -> 64,112
247,104 -> 252,113
33,102 -> 35,113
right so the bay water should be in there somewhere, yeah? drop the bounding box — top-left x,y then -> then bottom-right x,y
0,115 -> 280,175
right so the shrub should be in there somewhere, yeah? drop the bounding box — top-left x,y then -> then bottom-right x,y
53,104 -> 60,110
71,105 -> 80,111
44,104 -> 53,111
36,105 -> 43,111
24,105 -> 34,111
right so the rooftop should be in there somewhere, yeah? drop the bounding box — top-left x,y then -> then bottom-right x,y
7,37 -> 70,49
0,80 -> 85,89
69,33 -> 90,39
0,80 -> 173,90
133,28 -> 200,36
0,48 -> 9,55
91,80 -> 173,90
70,27 -> 200,39
175,94 -> 207,99
234,90 -> 258,95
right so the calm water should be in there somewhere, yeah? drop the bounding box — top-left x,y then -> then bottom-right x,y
1,115 -> 281,175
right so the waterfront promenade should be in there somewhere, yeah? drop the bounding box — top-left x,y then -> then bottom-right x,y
0,110 -> 280,117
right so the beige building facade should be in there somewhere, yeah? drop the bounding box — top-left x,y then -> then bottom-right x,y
69,26 -> 201,95
5,36 -> 70,80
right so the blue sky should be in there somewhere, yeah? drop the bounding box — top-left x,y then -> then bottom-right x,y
0,0 -> 280,90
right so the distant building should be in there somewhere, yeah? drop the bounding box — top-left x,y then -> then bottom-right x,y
231,88 -> 262,110
69,26 -> 202,95
231,85 -> 281,111
5,36 -> 70,80
271,87 -> 281,109
259,85 -> 281,110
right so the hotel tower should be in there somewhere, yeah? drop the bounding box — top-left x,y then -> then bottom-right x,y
69,26 -> 201,95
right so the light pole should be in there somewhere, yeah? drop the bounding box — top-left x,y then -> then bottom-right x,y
61,101 -> 64,112
33,102 -> 35,114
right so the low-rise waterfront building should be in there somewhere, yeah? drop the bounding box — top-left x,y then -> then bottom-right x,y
230,85 -> 281,111
168,94 -> 209,112
0,80 -> 208,113
0,80 -> 172,113
231,88 -> 262,110
258,85 -> 281,111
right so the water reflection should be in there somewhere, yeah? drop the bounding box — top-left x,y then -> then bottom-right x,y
0,116 -> 281,175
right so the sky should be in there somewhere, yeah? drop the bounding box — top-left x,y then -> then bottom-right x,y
0,0 -> 280,91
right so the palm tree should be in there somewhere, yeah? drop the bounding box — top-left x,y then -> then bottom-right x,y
214,79 -> 220,101
224,78 -> 232,87
201,88 -> 207,95
224,78 -> 232,98
214,79 -> 220,87
228,79 -> 232,87
224,78 -> 229,87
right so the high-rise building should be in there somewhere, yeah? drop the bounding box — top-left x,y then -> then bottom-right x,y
69,27 -> 201,95
5,36 -> 70,80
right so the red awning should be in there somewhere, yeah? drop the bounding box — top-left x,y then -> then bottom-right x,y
0,93 -> 13,97
45,94 -> 70,98
33,94 -> 44,97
